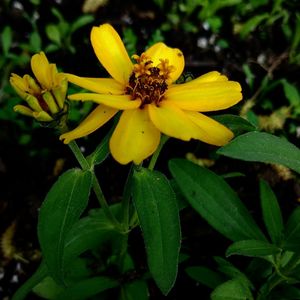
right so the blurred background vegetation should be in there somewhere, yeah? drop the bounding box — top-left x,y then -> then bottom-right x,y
1,0 -> 300,298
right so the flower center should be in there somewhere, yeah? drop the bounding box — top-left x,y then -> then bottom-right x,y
125,53 -> 175,108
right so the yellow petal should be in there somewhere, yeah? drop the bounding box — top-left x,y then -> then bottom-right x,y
24,94 -> 43,112
52,77 -> 68,109
25,74 -> 41,94
10,73 -> 28,92
32,111 -> 53,122
42,91 -> 59,114
147,102 -> 201,141
60,105 -> 118,144
31,52 -> 52,89
49,63 -> 59,85
10,75 -> 29,99
68,93 -> 141,110
65,73 -> 124,94
169,71 -> 228,90
110,109 -> 160,164
185,111 -> 234,146
144,42 -> 184,83
193,71 -> 228,83
13,105 -> 34,117
166,81 -> 242,111
91,24 -> 133,85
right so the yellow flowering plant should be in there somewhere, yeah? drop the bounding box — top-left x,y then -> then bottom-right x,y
60,24 -> 242,164
12,23 -> 300,300
10,52 -> 68,127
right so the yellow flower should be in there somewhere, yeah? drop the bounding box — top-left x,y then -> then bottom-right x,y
10,52 -> 68,124
60,24 -> 242,164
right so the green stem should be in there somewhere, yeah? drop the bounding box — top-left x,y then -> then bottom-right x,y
117,165 -> 135,271
117,233 -> 129,272
68,141 -> 90,170
92,176 -> 122,230
67,140 -> 121,230
148,135 -> 169,171
257,251 -> 300,299
121,164 -> 134,230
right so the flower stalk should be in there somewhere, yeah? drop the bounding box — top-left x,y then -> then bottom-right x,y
67,140 -> 122,230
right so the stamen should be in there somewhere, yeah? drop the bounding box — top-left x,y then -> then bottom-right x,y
126,53 -> 175,108
132,53 -> 153,77
158,59 -> 176,82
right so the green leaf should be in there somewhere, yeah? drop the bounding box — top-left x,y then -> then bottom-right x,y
64,257 -> 92,283
185,266 -> 224,289
64,205 -> 121,266
211,278 -> 253,300
169,159 -> 265,242
29,31 -> 42,52
51,7 -> 64,23
12,262 -> 48,300
210,0 -> 241,13
70,15 -> 94,33
218,132 -> 300,174
290,14 -> 300,56
226,240 -> 281,258
206,16 -> 222,33
239,13 -> 269,39
152,0 -> 164,9
242,64 -> 255,89
246,258 -> 273,281
214,257 -> 253,288
30,0 -> 40,4
44,43 -> 60,53
55,276 -> 118,300
45,24 -> 61,45
260,180 -> 284,245
132,168 -> 181,295
86,127 -> 112,166
121,280 -> 149,300
281,79 -> 300,106
2,26 -> 12,56
38,169 -> 92,284
58,21 -> 70,38
283,207 -> 300,250
212,114 -> 256,136
169,179 -> 189,210
32,276 -> 64,299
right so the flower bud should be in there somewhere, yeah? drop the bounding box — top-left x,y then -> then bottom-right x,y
52,77 -> 68,110
10,52 -> 69,128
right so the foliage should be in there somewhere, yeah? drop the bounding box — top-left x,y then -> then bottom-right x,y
1,0 -> 300,300
0,1 -> 94,134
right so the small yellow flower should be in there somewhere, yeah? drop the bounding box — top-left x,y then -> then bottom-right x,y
60,24 -> 242,164
10,52 -> 68,124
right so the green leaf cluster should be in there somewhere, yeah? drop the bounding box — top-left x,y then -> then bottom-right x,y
45,8 -> 94,54
175,131 -> 300,299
